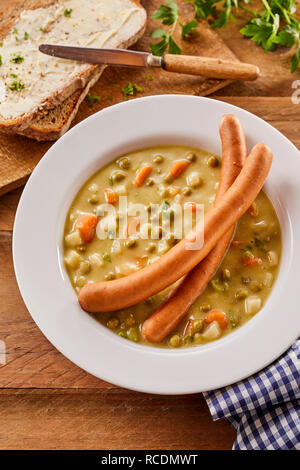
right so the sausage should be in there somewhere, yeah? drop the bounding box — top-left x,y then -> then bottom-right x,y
78,142 -> 273,313
142,115 -> 246,342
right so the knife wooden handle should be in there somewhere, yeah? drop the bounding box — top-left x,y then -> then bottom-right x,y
162,54 -> 260,81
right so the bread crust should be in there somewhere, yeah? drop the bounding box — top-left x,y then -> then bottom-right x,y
0,0 -> 146,133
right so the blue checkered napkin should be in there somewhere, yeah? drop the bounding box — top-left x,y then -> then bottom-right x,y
203,339 -> 300,450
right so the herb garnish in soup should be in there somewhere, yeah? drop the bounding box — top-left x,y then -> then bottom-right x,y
63,145 -> 281,348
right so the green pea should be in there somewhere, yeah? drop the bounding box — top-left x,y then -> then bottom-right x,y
208,156 -> 220,168
125,238 -> 137,248
191,319 -> 204,334
250,280 -> 264,292
200,303 -> 211,312
117,157 -> 130,170
145,178 -> 155,186
169,334 -> 181,348
221,268 -> 231,281
235,288 -> 248,300
211,279 -> 229,292
76,245 -> 86,253
182,187 -> 192,196
153,154 -> 164,164
127,327 -> 139,342
164,174 -> 174,185
111,170 -> 126,182
88,194 -> 99,204
146,243 -> 156,253
241,276 -> 251,285
186,152 -> 197,162
105,272 -> 116,281
125,313 -> 136,326
107,318 -> 119,329
183,334 -> 193,345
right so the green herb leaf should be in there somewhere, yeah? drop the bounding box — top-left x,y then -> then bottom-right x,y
122,82 -> 143,100
168,35 -> 182,53
291,43 -> 300,73
24,32 -> 29,40
187,0 -> 219,20
86,92 -> 101,106
0,55 -> 2,66
8,80 -> 25,91
10,54 -> 24,64
146,74 -> 153,80
64,8 -> 72,17
12,28 -> 18,34
102,252 -> 111,262
151,0 -> 179,25
150,35 -> 169,56
109,176 -> 114,186
181,19 -> 198,37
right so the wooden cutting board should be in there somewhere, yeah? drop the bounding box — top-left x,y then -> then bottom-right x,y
0,0 -> 239,196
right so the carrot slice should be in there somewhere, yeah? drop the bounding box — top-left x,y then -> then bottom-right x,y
231,239 -> 243,247
75,214 -> 98,243
170,160 -> 189,178
204,310 -> 228,329
135,165 -> 153,187
104,188 -> 117,205
242,256 -> 262,267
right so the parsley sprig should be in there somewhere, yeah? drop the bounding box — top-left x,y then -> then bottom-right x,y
150,0 -> 182,55
150,0 -> 300,73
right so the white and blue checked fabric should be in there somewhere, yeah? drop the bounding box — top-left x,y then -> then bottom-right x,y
203,339 -> 300,450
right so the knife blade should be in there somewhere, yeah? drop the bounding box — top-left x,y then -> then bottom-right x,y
39,45 -> 161,68
38,45 -> 260,81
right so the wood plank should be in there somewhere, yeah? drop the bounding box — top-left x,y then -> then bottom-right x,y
0,0 -> 239,197
213,2 -> 300,97
0,389 -> 235,450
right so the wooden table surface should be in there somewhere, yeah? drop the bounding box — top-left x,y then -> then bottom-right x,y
0,0 -> 299,450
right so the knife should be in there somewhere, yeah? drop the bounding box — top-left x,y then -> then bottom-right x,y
39,45 -> 260,81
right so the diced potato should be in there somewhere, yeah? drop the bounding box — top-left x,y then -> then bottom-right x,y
245,296 -> 262,315
89,253 -> 104,268
111,239 -> 122,254
115,184 -> 127,196
65,231 -> 82,247
64,250 -> 82,269
115,262 -> 138,276
267,251 -> 278,267
79,260 -> 91,274
88,183 -> 99,193
75,275 -> 87,288
264,272 -> 273,288
187,171 -> 203,189
202,321 -> 221,341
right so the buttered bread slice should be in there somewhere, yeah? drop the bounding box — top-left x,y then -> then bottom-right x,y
0,0 -> 146,132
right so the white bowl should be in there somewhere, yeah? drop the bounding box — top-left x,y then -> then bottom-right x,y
13,95 -> 300,394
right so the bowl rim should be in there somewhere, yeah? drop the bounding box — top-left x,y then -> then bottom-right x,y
13,94 -> 300,394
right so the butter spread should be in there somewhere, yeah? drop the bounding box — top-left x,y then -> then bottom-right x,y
0,0 -> 145,120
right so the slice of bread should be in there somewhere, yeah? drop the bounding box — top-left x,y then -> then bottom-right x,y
0,0 -> 146,133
